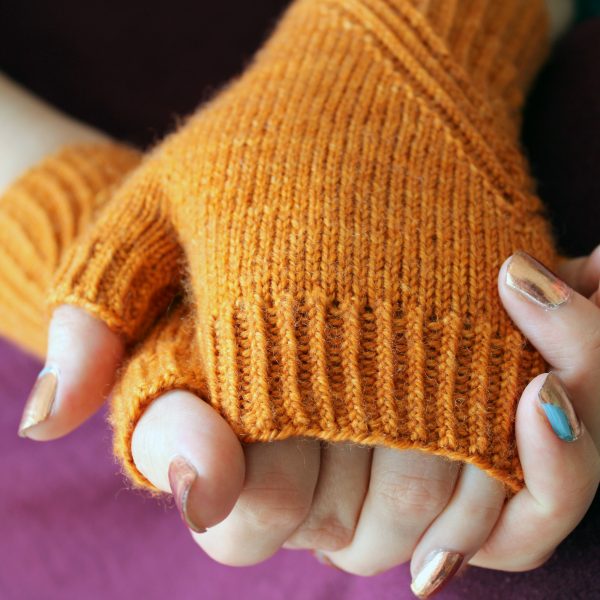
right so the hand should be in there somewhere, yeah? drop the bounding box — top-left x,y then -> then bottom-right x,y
20,246 -> 599,600
316,247 -> 600,590
464,247 -> 600,570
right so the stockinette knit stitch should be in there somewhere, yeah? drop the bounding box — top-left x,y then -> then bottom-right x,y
45,0 -> 557,493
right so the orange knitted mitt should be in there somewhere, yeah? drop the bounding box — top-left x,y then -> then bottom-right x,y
0,143 -> 140,358
49,0 -> 557,493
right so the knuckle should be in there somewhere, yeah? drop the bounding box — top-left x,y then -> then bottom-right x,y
374,470 -> 450,520
238,475 -> 311,530
290,514 -> 355,551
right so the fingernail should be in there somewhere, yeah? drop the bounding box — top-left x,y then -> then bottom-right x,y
538,372 -> 582,442
411,550 -> 463,599
311,550 -> 344,571
505,250 -> 571,310
18,366 -> 59,438
168,456 -> 206,533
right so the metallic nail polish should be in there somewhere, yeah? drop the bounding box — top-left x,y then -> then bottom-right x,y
18,366 -> 59,438
168,456 -> 206,533
538,372 -> 582,442
411,550 -> 463,599
505,250 -> 571,309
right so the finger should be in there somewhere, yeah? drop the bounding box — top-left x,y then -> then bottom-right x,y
499,251 -> 600,441
18,304 -> 124,440
131,389 -> 245,532
322,449 -> 460,576
284,441 -> 372,552
409,464 -> 505,598
470,373 -> 600,571
196,437 -> 320,566
556,244 -> 600,297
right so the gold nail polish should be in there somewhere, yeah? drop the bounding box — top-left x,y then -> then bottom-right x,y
505,251 -> 571,310
168,456 -> 206,534
538,372 -> 582,442
411,550 -> 463,599
18,366 -> 59,438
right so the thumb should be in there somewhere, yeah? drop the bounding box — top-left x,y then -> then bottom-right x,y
18,304 -> 124,440
131,390 -> 246,531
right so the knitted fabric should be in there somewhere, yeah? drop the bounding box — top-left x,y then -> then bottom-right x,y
49,0 -> 556,493
0,143 -> 199,493
0,144 -> 140,358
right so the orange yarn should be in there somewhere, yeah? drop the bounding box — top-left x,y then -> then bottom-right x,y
0,144 -> 140,358
48,0 -> 557,493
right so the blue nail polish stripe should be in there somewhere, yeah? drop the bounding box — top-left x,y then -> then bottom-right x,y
541,403 -> 576,441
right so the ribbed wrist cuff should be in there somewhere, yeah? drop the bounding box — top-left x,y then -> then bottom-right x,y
201,290 -> 546,493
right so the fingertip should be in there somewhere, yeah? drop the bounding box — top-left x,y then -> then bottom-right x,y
496,252 -> 600,379
515,373 -> 599,511
18,304 -> 124,441
131,390 -> 245,530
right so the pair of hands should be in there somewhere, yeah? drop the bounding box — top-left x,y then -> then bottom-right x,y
22,244 -> 600,593
5,2 -> 599,593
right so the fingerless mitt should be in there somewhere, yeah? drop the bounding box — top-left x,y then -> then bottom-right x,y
49,0 -> 556,492
0,143 -> 140,357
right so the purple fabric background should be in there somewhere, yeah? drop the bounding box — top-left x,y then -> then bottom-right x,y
1,2 -> 599,598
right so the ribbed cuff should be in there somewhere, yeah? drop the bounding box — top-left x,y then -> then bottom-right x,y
112,289 -> 547,495
197,290 -> 545,493
47,165 -> 183,344
0,143 -> 140,358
